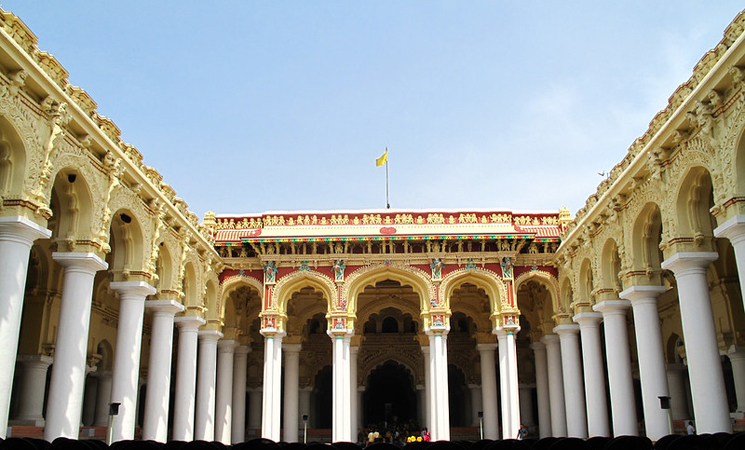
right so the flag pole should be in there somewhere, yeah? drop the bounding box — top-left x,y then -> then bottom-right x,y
386,158 -> 390,209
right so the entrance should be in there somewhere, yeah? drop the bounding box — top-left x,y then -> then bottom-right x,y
363,360 -> 417,427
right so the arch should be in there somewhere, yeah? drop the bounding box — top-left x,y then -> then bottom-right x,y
630,202 -> 665,280
559,278 -> 574,317
49,167 -> 95,244
674,166 -> 715,243
599,238 -> 622,297
440,267 -> 505,314
153,242 -> 174,294
733,122 -> 745,197
108,208 -> 147,278
219,275 -> 264,323
514,270 -> 561,317
203,277 -> 219,322
577,258 -> 594,305
0,115 -> 27,196
182,262 -> 199,308
272,270 -> 336,316
343,263 -> 434,313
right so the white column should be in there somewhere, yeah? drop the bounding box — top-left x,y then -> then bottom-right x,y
283,343 -> 302,443
248,388 -> 263,431
573,312 -> 610,437
662,252 -> 732,434
232,346 -> 250,444
350,345 -> 360,441
469,385 -> 482,427
0,217 -> 50,438
195,330 -> 223,441
497,328 -> 521,440
215,339 -> 237,444
620,285 -> 670,441
427,328 -> 450,441
172,316 -> 206,441
422,346 -> 432,431
728,348 -> 745,414
299,387 -> 312,433
666,363 -> 691,420
107,281 -> 157,442
476,343 -> 498,439
93,371 -> 113,427
593,300 -> 638,437
82,373 -> 98,426
715,216 -> 745,311
141,300 -> 183,442
542,334 -> 567,437
45,252 -> 107,441
261,330 -> 284,442
530,342 -> 551,438
554,324 -> 587,438
519,386 -> 536,428
329,332 -> 352,442
13,355 -> 53,426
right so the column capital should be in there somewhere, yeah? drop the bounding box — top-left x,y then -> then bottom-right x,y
553,323 -> 580,335
260,328 -> 286,339
198,329 -> 224,342
283,343 -> 303,353
0,215 -> 51,242
494,326 -> 521,337
661,252 -> 718,275
573,312 -> 602,327
235,345 -> 251,356
145,299 -> 185,316
476,343 -> 497,352
110,280 -> 157,297
593,299 -> 631,315
714,214 -> 745,244
16,354 -> 53,367
540,334 -> 560,345
52,251 -> 108,272
217,339 -> 237,352
530,341 -> 546,351
174,315 -> 206,330
619,284 -> 667,302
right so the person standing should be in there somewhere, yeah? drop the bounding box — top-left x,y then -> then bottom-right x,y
686,421 -> 695,435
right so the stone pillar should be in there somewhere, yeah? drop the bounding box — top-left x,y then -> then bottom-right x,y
350,345 -> 360,441
45,252 -> 108,441
620,285 -> 670,441
329,332 -> 352,442
428,329 -> 450,441
666,363 -> 691,420
13,355 -> 53,426
416,386 -> 426,428
542,334 -> 567,437
530,342 -> 551,438
82,373 -> 98,426
261,330 -> 284,442
141,300 -> 183,442
728,347 -> 745,414
107,281 -> 157,442
0,217 -> 50,438
195,330 -> 222,441
715,215 -> 745,311
248,388 -> 263,431
283,344 -> 302,443
662,253 -> 732,434
519,385 -> 536,429
215,339 -> 237,444
298,387 -> 312,434
469,385 -> 483,427
172,316 -> 205,441
593,300 -> 638,436
477,343 -> 498,439
496,328 -> 521,440
422,346 -> 432,431
554,324 -> 587,438
573,312 -> 610,437
93,371 -> 113,427
232,346 -> 250,444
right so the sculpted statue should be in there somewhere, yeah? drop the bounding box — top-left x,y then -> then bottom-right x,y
332,260 -> 345,281
501,257 -> 513,279
430,258 -> 443,280
263,261 -> 278,283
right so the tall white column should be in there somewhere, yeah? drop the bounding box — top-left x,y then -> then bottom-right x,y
519,386 -> 536,429
283,343 -> 302,443
573,312 -> 610,437
93,371 -> 113,427
350,345 -> 360,440
13,355 -> 53,426
554,324 -> 587,438
215,339 -> 237,444
107,281 -> 156,442
427,328 -> 450,441
172,316 -> 205,441
248,388 -> 263,431
45,252 -> 108,441
620,285 -> 670,441
542,334 -> 567,437
593,300 -> 637,437
477,343 -> 498,439
141,300 -> 183,442
662,252 -> 732,434
195,330 -> 223,441
530,342 -> 551,438
497,328 -> 521,440
715,216 -> 745,311
469,385 -> 483,427
261,330 -> 284,442
299,387 -> 312,433
0,217 -> 50,438
232,346 -> 250,444
422,346 -> 432,431
666,363 -> 691,420
329,332 -> 352,442
728,348 -> 745,414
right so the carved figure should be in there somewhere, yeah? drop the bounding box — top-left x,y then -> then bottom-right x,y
333,260 -> 345,281
430,258 -> 443,280
501,257 -> 513,278
264,261 -> 278,283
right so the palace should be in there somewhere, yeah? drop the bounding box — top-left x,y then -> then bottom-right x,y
1,6 -> 745,446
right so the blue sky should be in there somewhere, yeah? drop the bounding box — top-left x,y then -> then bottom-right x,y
4,2 -> 744,218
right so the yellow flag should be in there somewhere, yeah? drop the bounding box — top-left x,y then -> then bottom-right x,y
376,148 -> 388,167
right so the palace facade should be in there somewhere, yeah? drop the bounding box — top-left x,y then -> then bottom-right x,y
1,5 -> 745,446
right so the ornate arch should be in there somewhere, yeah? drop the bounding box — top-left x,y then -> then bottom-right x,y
514,269 -> 561,316
272,270 -> 336,315
440,266 -> 506,314
218,274 -> 264,322
343,262 -> 434,314
0,89 -> 46,199
359,350 -> 421,387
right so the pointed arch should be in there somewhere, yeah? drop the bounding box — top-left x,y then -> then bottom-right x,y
514,270 -> 561,316
440,267 -> 505,315
218,275 -> 263,324
343,263 -> 434,314
272,270 -> 336,316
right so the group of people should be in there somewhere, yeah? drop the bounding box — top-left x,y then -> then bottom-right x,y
360,421 -> 429,447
